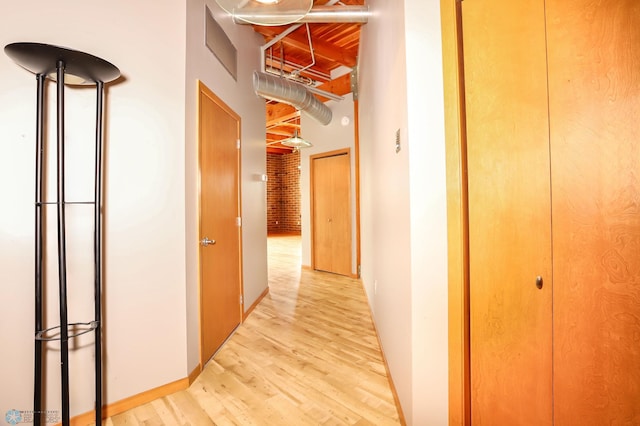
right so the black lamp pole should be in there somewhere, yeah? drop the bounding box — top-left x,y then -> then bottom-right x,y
94,80 -> 105,426
55,58 -> 71,425
34,71 -> 45,426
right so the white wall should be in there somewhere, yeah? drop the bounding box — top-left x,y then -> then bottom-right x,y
0,0 -> 187,418
405,1 -> 449,424
184,0 -> 267,371
358,0 -> 449,424
359,0 -> 413,419
300,93 -> 357,274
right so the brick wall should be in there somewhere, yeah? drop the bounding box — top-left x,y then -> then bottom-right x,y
267,150 -> 301,234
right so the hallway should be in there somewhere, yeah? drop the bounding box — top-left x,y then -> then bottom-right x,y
104,235 -> 401,425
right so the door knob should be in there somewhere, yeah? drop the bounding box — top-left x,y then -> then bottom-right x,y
535,276 -> 543,289
200,237 -> 216,246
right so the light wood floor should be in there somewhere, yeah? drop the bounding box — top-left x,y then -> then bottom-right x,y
104,235 -> 401,425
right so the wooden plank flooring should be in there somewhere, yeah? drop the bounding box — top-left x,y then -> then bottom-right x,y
104,235 -> 401,425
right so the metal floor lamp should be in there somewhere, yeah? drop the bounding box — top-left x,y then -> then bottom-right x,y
5,42 -> 120,426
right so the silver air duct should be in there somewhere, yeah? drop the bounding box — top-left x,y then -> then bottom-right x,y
233,5 -> 370,25
253,71 -> 332,125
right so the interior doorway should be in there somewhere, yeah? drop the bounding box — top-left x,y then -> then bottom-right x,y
310,149 -> 352,276
266,148 -> 303,282
197,81 -> 243,366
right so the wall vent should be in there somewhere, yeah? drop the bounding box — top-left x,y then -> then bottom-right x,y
205,6 -> 237,81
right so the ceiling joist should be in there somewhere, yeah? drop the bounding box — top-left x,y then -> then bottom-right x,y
259,26 -> 358,69
266,107 -> 299,127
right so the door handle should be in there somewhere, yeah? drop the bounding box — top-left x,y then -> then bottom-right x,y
200,237 -> 216,246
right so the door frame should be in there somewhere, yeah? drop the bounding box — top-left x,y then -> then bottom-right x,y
309,148 -> 353,276
196,80 -> 244,367
441,0 -> 471,424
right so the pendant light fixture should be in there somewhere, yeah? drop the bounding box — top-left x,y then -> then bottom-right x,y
281,129 -> 312,149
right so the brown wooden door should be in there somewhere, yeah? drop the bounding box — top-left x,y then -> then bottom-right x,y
198,81 -> 242,365
546,0 -> 640,423
311,150 -> 351,276
463,0 -> 640,423
462,0 -> 553,423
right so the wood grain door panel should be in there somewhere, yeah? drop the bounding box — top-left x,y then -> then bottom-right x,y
312,151 -> 351,276
546,0 -> 640,423
198,81 -> 242,364
462,0 -> 553,423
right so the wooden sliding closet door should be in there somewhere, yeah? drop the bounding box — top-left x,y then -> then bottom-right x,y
461,0 -> 640,422
462,0 -> 553,424
546,1 -> 640,423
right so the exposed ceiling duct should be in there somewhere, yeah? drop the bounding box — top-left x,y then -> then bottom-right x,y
253,71 -> 332,125
233,5 -> 370,25
238,1 -> 367,129
217,0 -> 312,26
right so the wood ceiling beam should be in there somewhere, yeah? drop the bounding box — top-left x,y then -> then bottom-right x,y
267,129 -> 297,137
264,57 -> 332,82
315,72 -> 353,102
267,136 -> 287,143
267,145 -> 293,154
260,27 -> 358,68
267,122 -> 301,131
266,107 -> 299,127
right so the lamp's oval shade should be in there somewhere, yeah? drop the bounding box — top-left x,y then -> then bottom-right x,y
215,0 -> 312,26
5,42 -> 120,85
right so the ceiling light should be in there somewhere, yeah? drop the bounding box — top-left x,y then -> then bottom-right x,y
281,129 -> 312,149
255,0 -> 279,4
